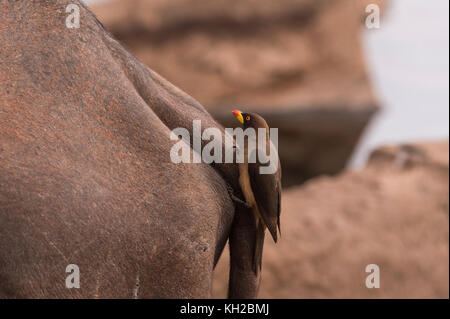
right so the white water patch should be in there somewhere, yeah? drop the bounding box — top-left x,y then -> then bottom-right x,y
350,0 -> 449,167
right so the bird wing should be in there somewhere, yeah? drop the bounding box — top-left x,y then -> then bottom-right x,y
249,154 -> 281,243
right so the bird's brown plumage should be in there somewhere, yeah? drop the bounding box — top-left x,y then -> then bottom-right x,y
232,110 -> 282,274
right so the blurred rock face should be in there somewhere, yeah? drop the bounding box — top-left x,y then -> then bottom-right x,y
91,0 -> 379,186
213,141 -> 449,298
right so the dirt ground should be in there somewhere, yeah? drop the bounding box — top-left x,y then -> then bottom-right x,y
212,141 -> 449,298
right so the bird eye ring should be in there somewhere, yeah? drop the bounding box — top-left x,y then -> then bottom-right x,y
246,116 -> 250,121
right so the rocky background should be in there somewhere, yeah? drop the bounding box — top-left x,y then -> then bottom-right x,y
90,0 -> 449,298
91,0 -> 382,186
212,141 -> 449,298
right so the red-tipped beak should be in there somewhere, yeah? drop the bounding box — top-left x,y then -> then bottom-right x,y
232,110 -> 244,124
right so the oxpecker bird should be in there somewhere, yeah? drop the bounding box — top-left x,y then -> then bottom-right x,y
231,110 -> 282,274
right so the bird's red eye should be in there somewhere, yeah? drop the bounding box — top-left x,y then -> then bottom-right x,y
246,116 -> 250,121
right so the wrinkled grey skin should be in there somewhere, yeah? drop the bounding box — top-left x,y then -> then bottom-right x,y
0,0 -> 259,298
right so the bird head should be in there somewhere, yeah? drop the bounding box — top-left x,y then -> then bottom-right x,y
232,110 -> 268,129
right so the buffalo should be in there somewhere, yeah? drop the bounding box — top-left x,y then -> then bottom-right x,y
0,0 -> 260,298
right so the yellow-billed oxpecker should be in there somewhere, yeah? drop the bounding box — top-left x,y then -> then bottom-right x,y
231,110 -> 282,274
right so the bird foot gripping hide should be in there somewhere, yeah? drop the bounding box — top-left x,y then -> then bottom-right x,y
226,184 -> 252,209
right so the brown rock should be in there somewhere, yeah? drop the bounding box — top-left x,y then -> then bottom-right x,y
212,141 -> 449,298
90,0 -> 380,186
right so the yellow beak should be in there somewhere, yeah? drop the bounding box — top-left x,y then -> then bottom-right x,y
232,110 -> 244,124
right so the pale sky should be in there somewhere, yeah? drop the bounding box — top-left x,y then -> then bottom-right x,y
350,0 -> 449,166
